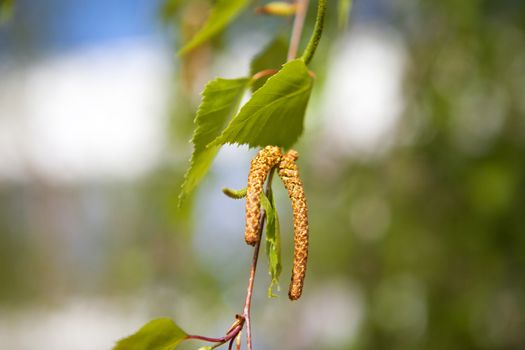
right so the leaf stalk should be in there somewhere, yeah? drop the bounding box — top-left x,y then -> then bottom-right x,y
301,0 -> 327,64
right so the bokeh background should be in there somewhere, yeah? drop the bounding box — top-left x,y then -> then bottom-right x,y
1,0 -> 525,349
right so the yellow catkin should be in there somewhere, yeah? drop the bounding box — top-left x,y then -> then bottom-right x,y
278,149 -> 309,301
245,146 -> 282,246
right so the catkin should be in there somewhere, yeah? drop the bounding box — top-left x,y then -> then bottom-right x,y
245,146 -> 282,246
278,150 -> 309,301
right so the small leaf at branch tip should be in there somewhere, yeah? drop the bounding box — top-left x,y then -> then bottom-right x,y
222,187 -> 247,199
256,2 -> 297,16
113,318 -> 187,350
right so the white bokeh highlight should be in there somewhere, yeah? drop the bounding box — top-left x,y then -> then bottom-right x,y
323,25 -> 406,156
0,39 -> 170,182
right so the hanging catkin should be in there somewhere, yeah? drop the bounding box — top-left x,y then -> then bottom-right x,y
277,150 -> 309,300
245,146 -> 282,246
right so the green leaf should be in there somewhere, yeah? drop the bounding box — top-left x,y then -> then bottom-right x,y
250,37 -> 288,92
178,0 -> 249,55
210,59 -> 314,149
338,0 -> 353,29
113,318 -> 188,350
196,347 -> 213,350
179,77 -> 249,204
260,190 -> 282,297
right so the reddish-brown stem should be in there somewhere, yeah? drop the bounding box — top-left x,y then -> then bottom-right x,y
187,171 -> 275,350
228,337 -> 235,350
242,228 -> 262,349
186,324 -> 243,344
287,0 -> 310,61
242,169 -> 275,350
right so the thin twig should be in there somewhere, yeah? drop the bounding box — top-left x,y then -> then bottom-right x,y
189,169 -> 276,349
186,324 -> 243,343
287,0 -> 309,61
243,169 -> 276,350
243,237 -> 261,350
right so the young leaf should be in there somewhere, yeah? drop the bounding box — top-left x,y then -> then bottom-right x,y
179,77 -> 249,204
250,36 -> 288,92
210,59 -> 314,149
113,318 -> 187,350
178,0 -> 249,55
260,190 -> 282,297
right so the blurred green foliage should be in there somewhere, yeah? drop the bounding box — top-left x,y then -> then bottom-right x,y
302,1 -> 525,349
0,0 -> 14,24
